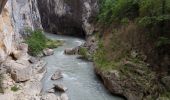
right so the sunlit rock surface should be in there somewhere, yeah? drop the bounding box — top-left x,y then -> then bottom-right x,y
8,0 -> 42,34
0,1 -> 15,63
0,0 -> 42,62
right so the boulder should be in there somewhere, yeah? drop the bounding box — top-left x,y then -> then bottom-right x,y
12,50 -> 29,60
16,59 -> 30,67
12,43 -> 29,60
3,60 -> 32,82
43,48 -> 54,56
64,48 -> 76,55
60,93 -> 69,100
51,70 -> 63,80
54,83 -> 68,92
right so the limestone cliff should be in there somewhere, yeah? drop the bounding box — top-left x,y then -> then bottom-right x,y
0,0 -> 42,63
0,0 -> 15,63
37,0 -> 98,36
9,0 -> 42,34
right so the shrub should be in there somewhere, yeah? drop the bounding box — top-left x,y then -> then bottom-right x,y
11,85 -> 20,92
98,0 -> 139,24
25,29 -> 46,56
79,47 -> 89,60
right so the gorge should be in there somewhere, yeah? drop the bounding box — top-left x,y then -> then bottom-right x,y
0,0 -> 170,100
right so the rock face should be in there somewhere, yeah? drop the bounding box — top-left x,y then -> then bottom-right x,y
0,0 -> 42,63
0,0 -> 7,14
0,1 -> 16,63
8,0 -> 42,35
37,0 -> 98,36
0,1 -> 54,100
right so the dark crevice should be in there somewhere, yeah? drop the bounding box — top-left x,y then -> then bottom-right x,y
37,0 -> 86,39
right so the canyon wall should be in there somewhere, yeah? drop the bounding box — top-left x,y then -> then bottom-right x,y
37,0 -> 98,36
0,0 -> 42,63
0,0 -> 15,63
9,0 -> 42,35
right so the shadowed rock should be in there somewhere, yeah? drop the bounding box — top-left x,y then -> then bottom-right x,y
54,83 -> 68,92
37,0 -> 98,36
0,0 -> 7,14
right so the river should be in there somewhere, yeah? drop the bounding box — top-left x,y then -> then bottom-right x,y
42,33 -> 123,100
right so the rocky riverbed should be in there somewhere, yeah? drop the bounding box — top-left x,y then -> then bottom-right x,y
41,33 -> 123,100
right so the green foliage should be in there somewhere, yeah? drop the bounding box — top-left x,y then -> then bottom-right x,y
94,45 -> 107,68
25,30 -> 63,56
25,30 -> 46,56
98,0 -> 139,24
79,47 -> 89,60
11,85 -> 20,92
160,92 -> 170,99
46,39 -> 63,49
139,0 -> 162,16
98,0 -> 170,47
93,39 -> 116,70
138,0 -> 170,26
156,37 -> 170,47
98,0 -> 170,25
121,18 -> 130,25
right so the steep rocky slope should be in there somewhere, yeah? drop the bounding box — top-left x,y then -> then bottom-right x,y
0,1 -> 46,100
0,0 -> 42,62
9,0 -> 42,34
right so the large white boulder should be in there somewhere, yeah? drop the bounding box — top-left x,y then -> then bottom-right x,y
3,60 -> 32,82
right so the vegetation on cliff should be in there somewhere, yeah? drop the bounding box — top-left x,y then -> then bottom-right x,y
11,85 -> 20,92
98,0 -> 170,47
96,0 -> 170,75
25,30 -> 63,56
91,0 -> 170,99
